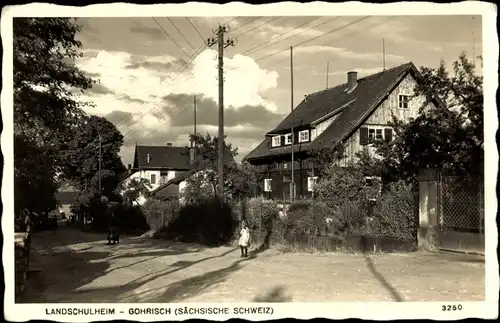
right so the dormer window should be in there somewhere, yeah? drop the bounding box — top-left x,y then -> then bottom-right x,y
299,130 -> 310,143
285,133 -> 292,145
146,153 -> 151,163
271,135 -> 281,147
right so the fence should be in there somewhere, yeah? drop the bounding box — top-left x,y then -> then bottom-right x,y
439,175 -> 484,233
143,200 -> 180,232
437,175 -> 484,254
246,189 -> 420,253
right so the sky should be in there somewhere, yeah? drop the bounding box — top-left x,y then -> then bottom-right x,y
74,15 -> 483,165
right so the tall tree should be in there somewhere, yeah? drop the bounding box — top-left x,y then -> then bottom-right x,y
62,114 -> 126,193
184,133 -> 238,198
375,52 -> 483,181
13,18 -> 96,214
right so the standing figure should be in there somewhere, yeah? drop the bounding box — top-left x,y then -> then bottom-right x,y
238,220 -> 251,258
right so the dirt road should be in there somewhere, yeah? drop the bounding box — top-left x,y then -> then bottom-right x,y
20,226 -> 485,303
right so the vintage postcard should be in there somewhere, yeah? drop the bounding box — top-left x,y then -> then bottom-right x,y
1,1 -> 498,321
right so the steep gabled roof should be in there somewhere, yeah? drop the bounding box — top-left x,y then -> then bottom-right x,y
244,62 -> 420,163
150,159 -> 211,196
133,145 -> 191,170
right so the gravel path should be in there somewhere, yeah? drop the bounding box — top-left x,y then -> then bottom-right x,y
20,227 -> 485,303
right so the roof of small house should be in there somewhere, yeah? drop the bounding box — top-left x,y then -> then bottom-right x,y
150,159 -> 211,196
244,62 -> 422,162
133,145 -> 192,170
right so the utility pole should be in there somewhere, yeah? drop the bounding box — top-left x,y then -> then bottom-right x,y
98,134 -> 102,197
191,95 -> 197,161
290,46 -> 295,202
382,38 -> 386,71
326,61 -> 329,89
207,24 -> 236,199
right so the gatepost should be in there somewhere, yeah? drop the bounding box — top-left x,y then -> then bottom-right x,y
417,169 -> 440,251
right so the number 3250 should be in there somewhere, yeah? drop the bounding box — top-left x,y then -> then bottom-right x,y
442,304 -> 463,311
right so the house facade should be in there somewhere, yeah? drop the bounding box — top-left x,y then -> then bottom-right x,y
243,62 -> 436,200
121,143 -> 193,204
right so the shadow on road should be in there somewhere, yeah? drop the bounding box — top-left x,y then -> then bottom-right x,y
364,254 -> 404,302
253,285 -> 293,302
19,249 -> 112,303
125,239 -> 275,302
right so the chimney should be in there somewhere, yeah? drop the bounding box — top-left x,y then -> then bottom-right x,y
347,71 -> 358,92
167,143 -> 172,146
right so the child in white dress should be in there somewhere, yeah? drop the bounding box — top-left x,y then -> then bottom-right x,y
238,220 -> 251,257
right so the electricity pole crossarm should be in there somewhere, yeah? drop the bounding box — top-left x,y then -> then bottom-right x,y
206,23 -> 237,199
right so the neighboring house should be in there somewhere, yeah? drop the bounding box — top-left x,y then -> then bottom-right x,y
120,143 -> 193,205
150,159 -> 211,202
151,154 -> 236,203
243,62 -> 438,200
56,188 -> 78,217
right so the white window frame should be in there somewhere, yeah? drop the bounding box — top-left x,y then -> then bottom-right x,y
367,127 -> 384,144
264,179 -> 272,192
284,133 -> 292,145
299,130 -> 310,143
307,176 -> 318,192
271,135 -> 281,147
398,94 -> 410,109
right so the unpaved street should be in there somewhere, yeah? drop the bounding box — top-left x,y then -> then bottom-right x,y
20,226 -> 485,303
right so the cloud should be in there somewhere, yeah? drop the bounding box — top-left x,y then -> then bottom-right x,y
162,94 -> 285,129
129,23 -> 163,38
75,47 -> 281,164
259,17 -> 324,39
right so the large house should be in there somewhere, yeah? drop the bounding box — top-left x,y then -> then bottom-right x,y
121,143 -> 194,204
243,62 -> 437,200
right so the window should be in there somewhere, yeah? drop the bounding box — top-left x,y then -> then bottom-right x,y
264,179 -> 272,192
285,133 -> 292,145
150,174 -> 157,185
360,127 -> 388,145
398,94 -> 410,109
307,176 -> 318,192
283,162 -> 289,170
272,135 -> 281,147
283,175 -> 291,183
299,130 -> 310,143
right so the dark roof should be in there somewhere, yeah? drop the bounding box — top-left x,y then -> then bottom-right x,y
150,159 -> 211,196
56,191 -> 78,205
133,145 -> 191,170
244,62 -> 420,162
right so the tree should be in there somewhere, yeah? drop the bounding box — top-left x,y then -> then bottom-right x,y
227,162 -> 259,199
121,178 -> 152,204
62,114 -> 126,191
183,133 -> 238,200
375,52 -> 483,181
13,18 -> 96,215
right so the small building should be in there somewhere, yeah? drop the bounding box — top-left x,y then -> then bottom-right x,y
120,143 -> 193,204
243,62 -> 440,200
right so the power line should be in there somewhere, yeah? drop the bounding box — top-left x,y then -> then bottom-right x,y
167,17 -> 197,53
238,16 -> 321,56
234,16 -> 282,38
122,16 -> 382,142
185,17 -> 205,43
152,17 -> 191,59
123,17 -> 382,142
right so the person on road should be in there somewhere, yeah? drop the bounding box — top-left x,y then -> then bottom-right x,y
239,220 -> 251,258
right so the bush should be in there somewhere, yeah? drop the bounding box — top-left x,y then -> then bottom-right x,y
141,198 -> 179,232
369,181 -> 418,240
164,198 -> 237,246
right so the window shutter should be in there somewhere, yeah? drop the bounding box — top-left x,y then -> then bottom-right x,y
384,128 -> 393,143
359,127 -> 369,145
